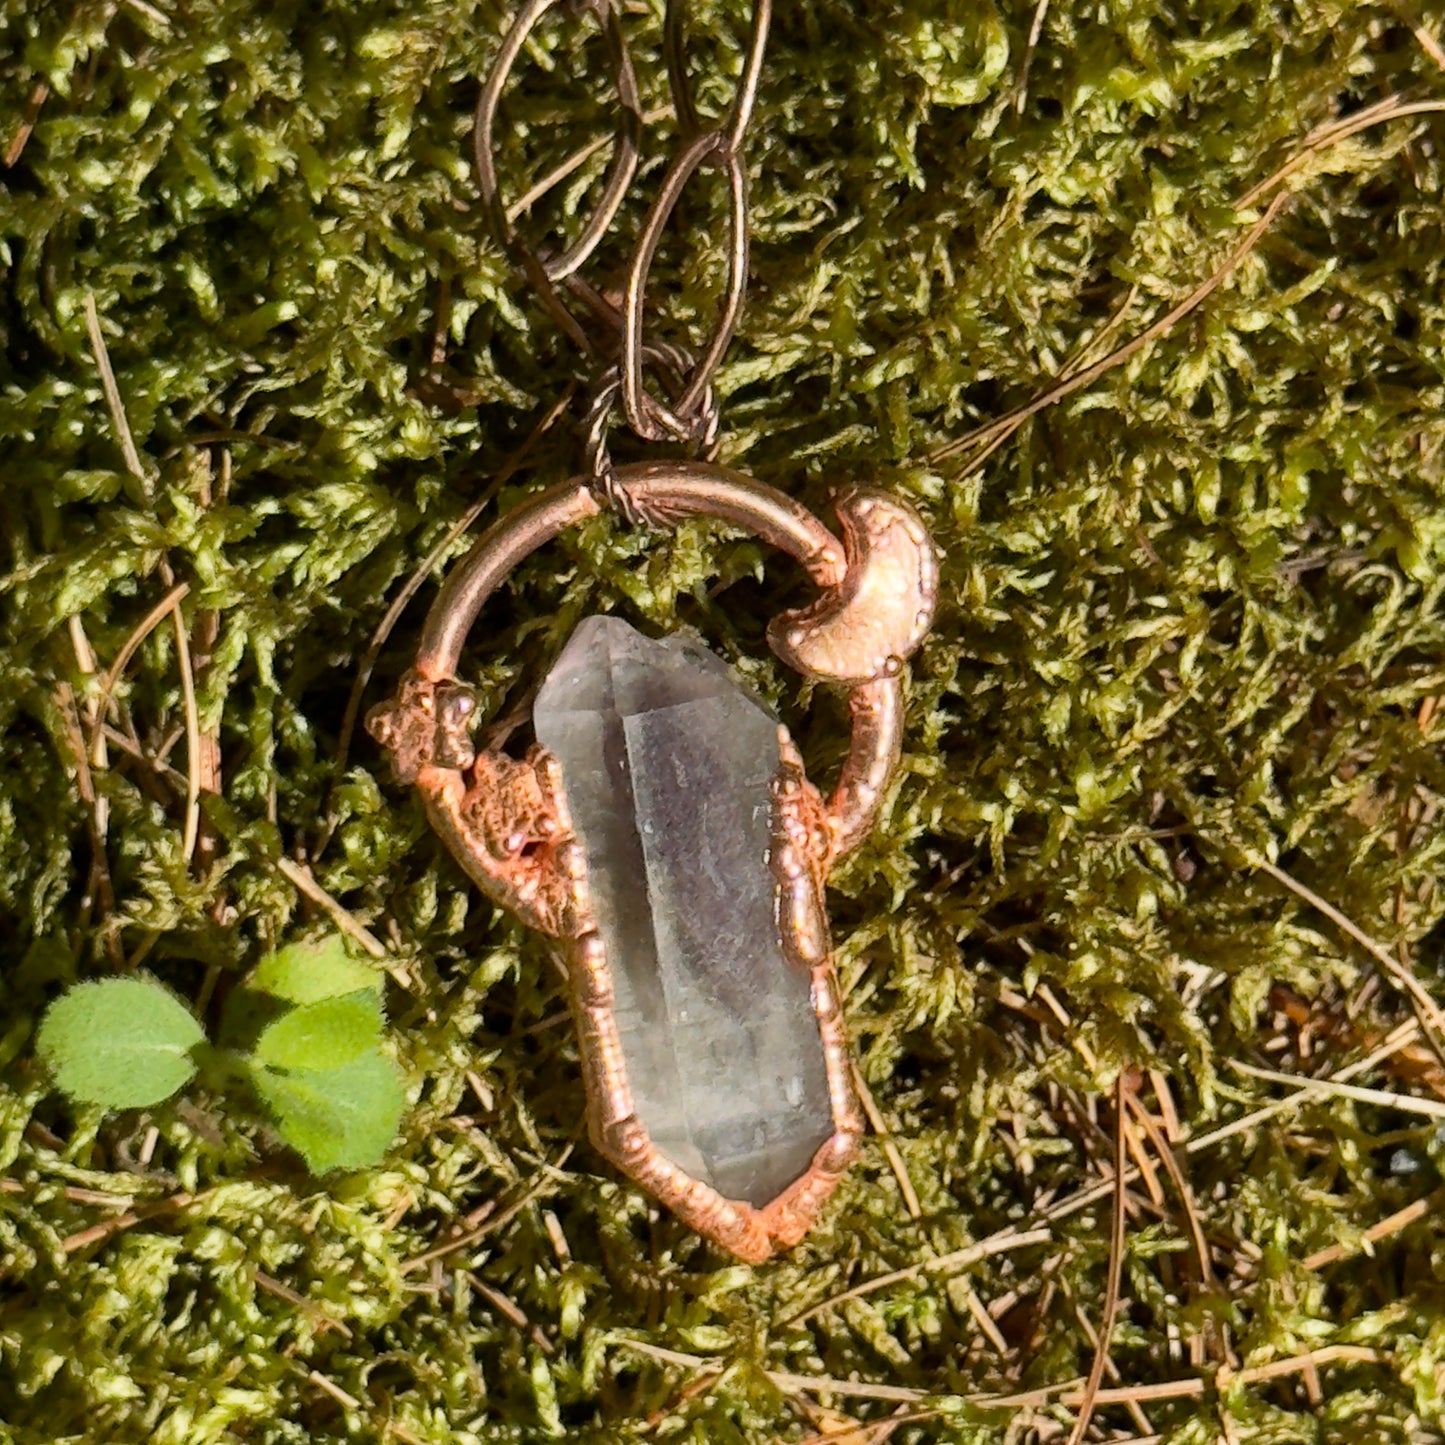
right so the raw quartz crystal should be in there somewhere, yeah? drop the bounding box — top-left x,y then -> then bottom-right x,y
533,615 -> 833,1207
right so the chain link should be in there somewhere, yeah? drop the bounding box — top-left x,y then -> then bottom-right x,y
473,0 -> 770,504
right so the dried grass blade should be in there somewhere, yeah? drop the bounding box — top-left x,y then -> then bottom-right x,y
1064,1072 -> 1129,1445
850,1061 -> 922,1218
272,856 -> 390,963
83,292 -> 149,488
1252,855 -> 1445,1049
930,192 -> 1290,468
1228,1058 -> 1445,1121
1124,1093 -> 1214,1289
86,581 -> 191,764
172,594 -> 202,862
3,79 -> 49,168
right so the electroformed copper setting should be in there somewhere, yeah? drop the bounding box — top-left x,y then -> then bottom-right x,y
369,460 -> 937,1261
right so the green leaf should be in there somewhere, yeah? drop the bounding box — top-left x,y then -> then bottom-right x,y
251,1051 -> 405,1173
252,992 -> 382,1072
248,935 -> 382,1005
37,977 -> 205,1109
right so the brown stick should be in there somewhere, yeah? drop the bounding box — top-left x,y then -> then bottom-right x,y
931,93 -> 1445,481
1235,96 -> 1445,209
191,447 -> 229,887
1124,1091 -> 1215,1290
783,1225 -> 1054,1327
272,857 -> 391,964
620,1340 -> 1389,1411
172,593 -> 202,862
1013,0 -> 1051,112
85,582 -> 191,763
399,1147 -> 574,1274
62,1191 -> 193,1253
254,1269 -> 354,1338
306,1369 -> 361,1411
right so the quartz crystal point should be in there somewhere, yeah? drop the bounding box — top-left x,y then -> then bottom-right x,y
534,615 -> 833,1207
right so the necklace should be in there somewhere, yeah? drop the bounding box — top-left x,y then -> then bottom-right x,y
368,0 -> 937,1262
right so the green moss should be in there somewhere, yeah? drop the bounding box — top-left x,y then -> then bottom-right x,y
4,0 -> 1445,1440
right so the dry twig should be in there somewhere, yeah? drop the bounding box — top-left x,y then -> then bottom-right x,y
307,1369 -> 361,1411
617,1338 -> 1388,1412
399,1146 -> 574,1274
1013,0 -> 1051,112
1123,1092 -> 1214,1290
55,679 -> 123,966
932,91 -> 1445,482
173,591 -> 202,862
1235,95 -> 1445,208
783,1226 -> 1054,1328
796,1019 -> 1426,1323
1409,15 -> 1445,72
1229,1057 -> 1445,1120
85,582 -> 191,763
465,1271 -> 555,1354
84,292 -> 149,488
62,1191 -> 193,1253
83,292 -> 209,870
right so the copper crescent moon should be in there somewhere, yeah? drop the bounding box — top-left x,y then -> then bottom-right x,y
767,488 -> 938,684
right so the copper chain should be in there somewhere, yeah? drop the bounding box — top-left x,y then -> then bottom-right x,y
473,0 -> 770,494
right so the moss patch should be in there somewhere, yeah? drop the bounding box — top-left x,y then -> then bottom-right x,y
4,0 -> 1445,1441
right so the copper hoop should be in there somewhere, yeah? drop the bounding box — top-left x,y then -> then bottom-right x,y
415,460 -> 904,850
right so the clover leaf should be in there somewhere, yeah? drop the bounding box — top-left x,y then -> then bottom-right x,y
250,1050 -> 406,1174
37,977 -> 205,1109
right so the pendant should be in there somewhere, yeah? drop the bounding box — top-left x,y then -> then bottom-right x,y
369,461 -> 936,1261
